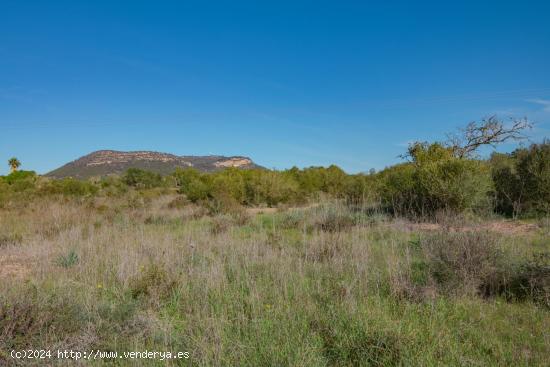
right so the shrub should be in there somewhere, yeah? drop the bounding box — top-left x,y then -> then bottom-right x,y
123,168 -> 163,189
245,170 -> 299,206
173,168 -> 211,201
515,140 -> 550,214
420,231 -> 504,296
0,290 -> 86,350
344,174 -> 374,204
40,178 -> 99,196
490,252 -> 550,308
490,152 -> 523,217
3,170 -> 37,192
210,214 -> 233,235
311,205 -> 357,232
166,195 -> 188,209
278,210 -> 306,229
378,143 -> 493,217
491,140 -> 550,217
3,170 -> 37,185
377,163 -> 417,216
129,264 -> 176,301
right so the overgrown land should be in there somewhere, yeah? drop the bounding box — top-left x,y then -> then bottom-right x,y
1,118 -> 549,366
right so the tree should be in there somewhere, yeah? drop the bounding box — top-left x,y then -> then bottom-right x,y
491,140 -> 550,216
490,152 -> 525,218
447,116 -> 532,158
515,140 -> 550,214
8,157 -> 21,173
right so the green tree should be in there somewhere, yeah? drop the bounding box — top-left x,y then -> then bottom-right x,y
8,157 -> 21,173
515,140 -> 550,214
379,142 -> 492,217
490,152 -> 524,217
491,140 -> 550,216
173,168 -> 211,202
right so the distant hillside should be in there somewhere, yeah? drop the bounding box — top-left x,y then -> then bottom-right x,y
46,150 -> 262,179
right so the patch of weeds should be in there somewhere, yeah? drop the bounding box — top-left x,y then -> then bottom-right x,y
0,233 -> 23,247
95,204 -> 109,213
129,264 -> 176,301
306,238 -> 349,263
410,260 -> 430,286
0,289 -> 87,350
210,215 -> 233,235
55,249 -> 79,268
483,252 -> 550,308
208,212 -> 248,234
312,209 -> 357,233
408,237 -> 422,251
421,231 -> 503,295
278,211 -> 306,230
166,195 -> 188,209
310,316 -> 402,367
144,215 -> 168,225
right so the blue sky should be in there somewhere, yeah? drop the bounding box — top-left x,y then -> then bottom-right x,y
1,1 -> 550,174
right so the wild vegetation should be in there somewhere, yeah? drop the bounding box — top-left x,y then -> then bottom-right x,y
0,118 -> 549,366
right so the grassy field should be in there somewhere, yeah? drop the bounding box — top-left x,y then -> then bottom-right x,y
0,191 -> 549,366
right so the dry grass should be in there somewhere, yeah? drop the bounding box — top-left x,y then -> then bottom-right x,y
0,196 -> 548,366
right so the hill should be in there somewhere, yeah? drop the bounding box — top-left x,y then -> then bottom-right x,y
46,150 -> 262,179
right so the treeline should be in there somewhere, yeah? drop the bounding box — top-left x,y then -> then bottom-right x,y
2,141 -> 549,218
376,140 -> 549,218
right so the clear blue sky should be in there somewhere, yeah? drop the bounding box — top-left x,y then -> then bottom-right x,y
1,1 -> 549,175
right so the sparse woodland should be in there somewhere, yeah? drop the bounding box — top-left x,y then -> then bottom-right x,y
1,120 -> 549,366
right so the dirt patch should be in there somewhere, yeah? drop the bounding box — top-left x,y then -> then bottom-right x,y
480,221 -> 539,235
246,203 -> 321,215
391,220 -> 539,236
246,207 -> 279,215
0,255 -> 32,280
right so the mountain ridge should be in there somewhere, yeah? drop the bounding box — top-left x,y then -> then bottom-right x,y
46,150 -> 262,179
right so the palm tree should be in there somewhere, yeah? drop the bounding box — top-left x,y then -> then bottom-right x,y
8,157 -> 21,173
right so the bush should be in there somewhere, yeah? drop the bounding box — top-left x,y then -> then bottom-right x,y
166,195 -> 188,209
129,264 -> 176,301
491,140 -> 550,217
123,168 -> 163,189
378,143 -> 492,217
420,231 -> 504,296
377,163 -> 417,216
490,152 -> 523,217
515,140 -> 550,214
173,168 -> 211,201
245,170 -> 299,206
40,178 -> 99,196
491,252 -> 550,308
310,205 -> 358,232
0,290 -> 86,350
3,170 -> 37,192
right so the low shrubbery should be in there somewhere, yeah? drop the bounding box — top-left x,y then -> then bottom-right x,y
420,231 -> 504,296
394,231 -> 550,307
39,178 -> 98,196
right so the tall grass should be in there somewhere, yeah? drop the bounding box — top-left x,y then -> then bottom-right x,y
0,196 -> 548,366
